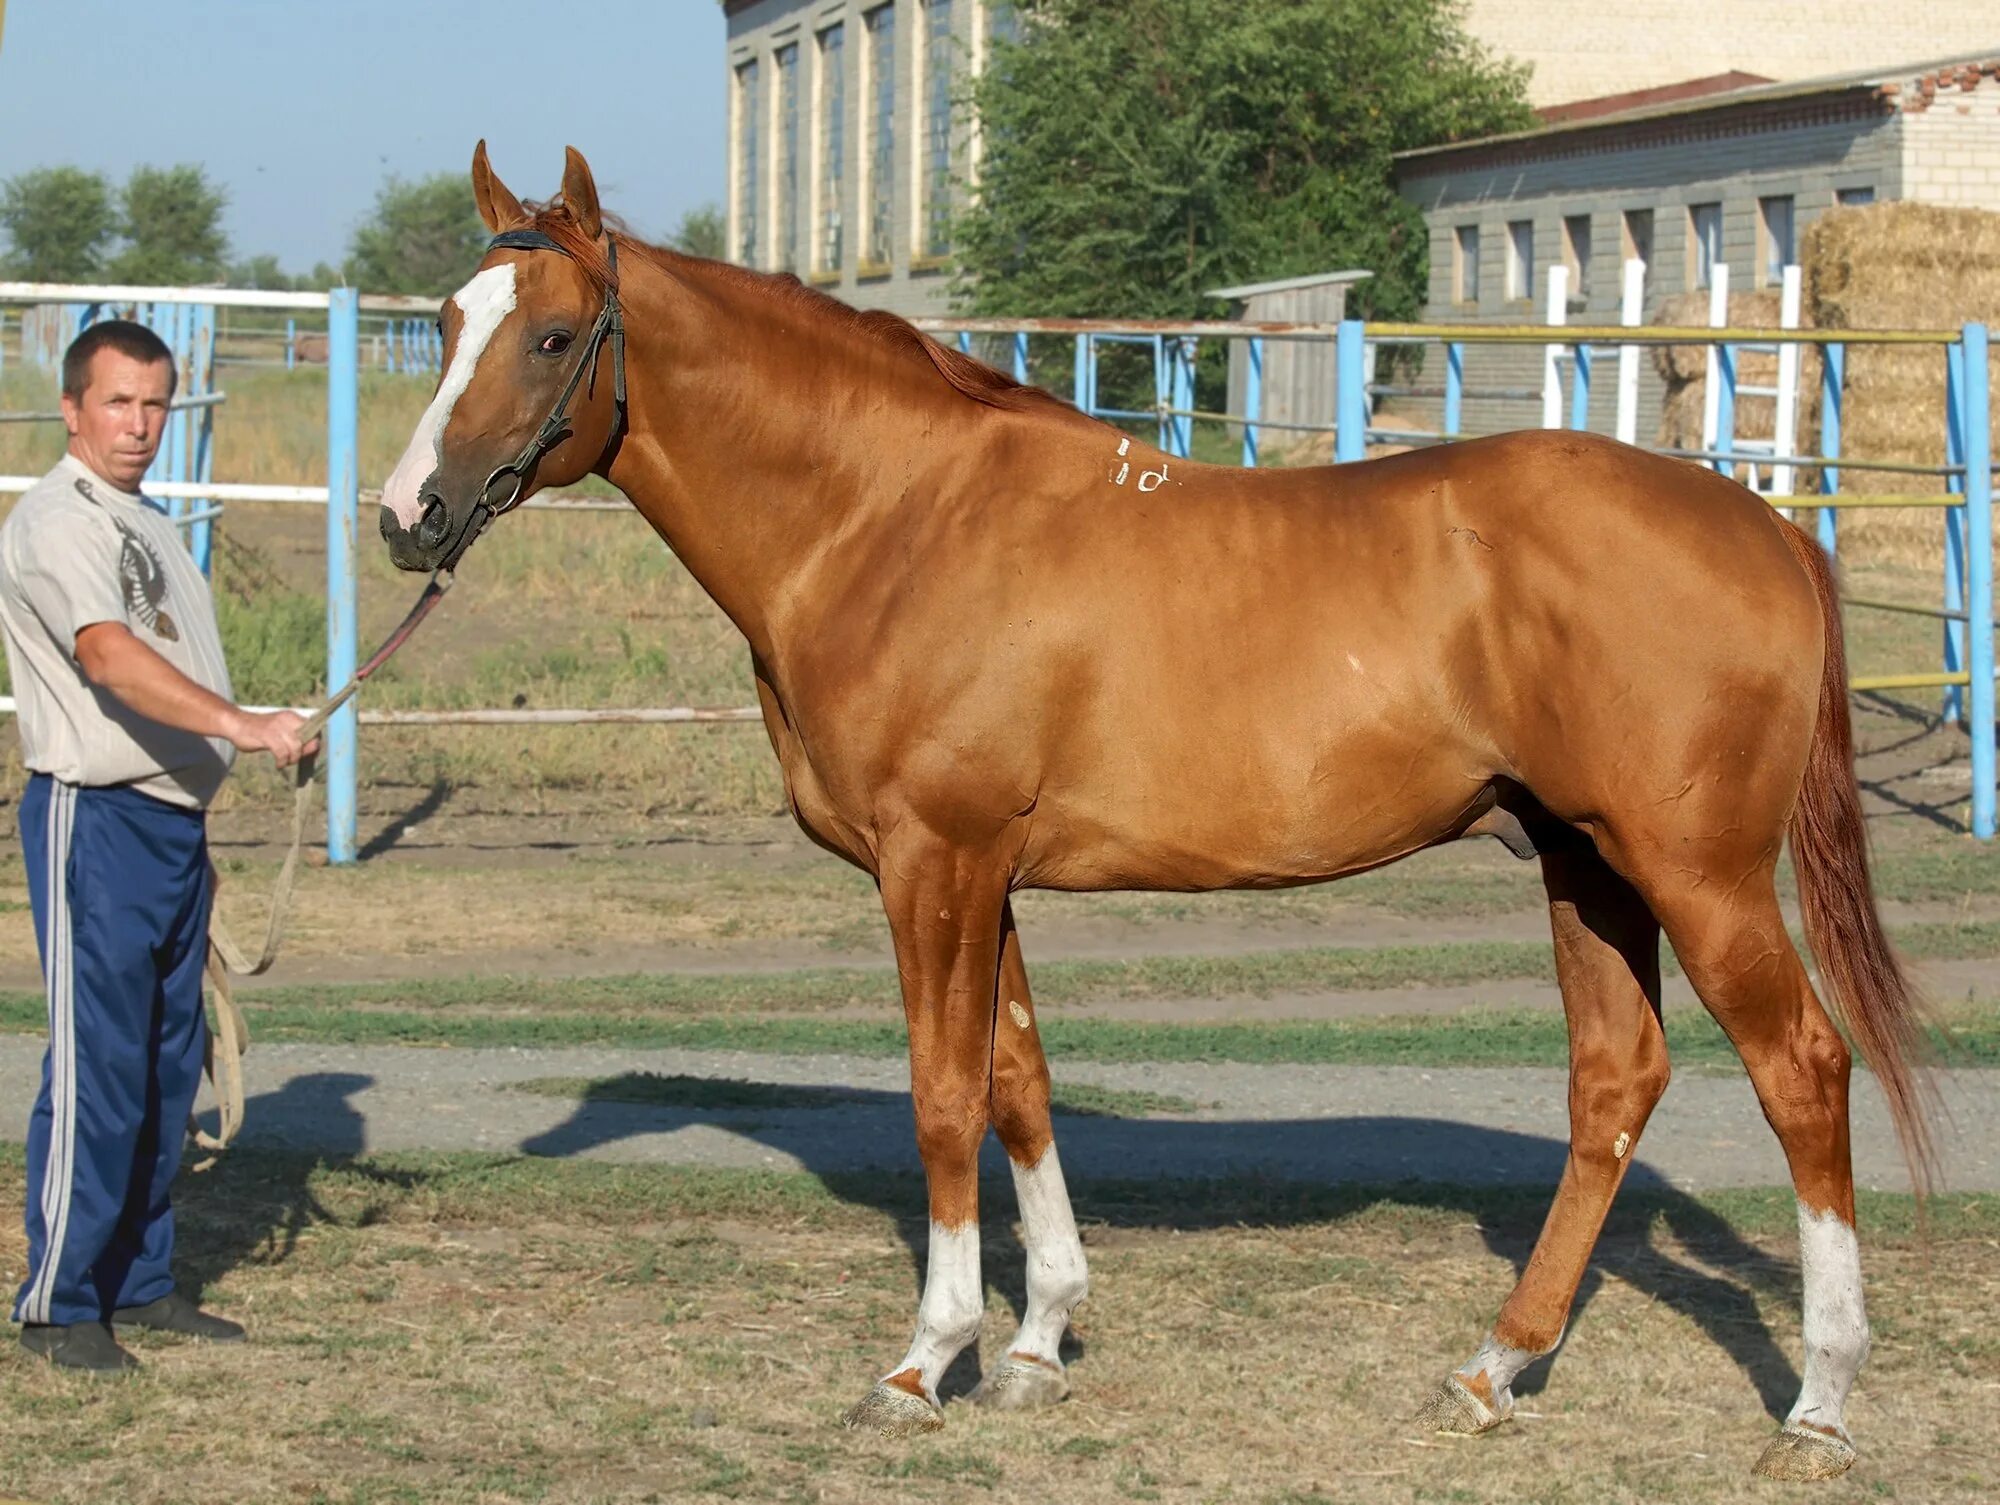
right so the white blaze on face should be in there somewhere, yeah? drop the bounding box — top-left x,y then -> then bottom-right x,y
380,264 -> 519,529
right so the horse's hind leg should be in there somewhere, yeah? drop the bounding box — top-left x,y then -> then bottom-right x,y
1422,834 -> 1669,1433
1648,873 -> 1866,1481
970,902 -> 1088,1410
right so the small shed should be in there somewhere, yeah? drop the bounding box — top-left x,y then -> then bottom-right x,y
1205,270 -> 1371,439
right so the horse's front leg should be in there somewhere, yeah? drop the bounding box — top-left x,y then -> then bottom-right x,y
970,900 -> 1087,1409
840,821 -> 1011,1437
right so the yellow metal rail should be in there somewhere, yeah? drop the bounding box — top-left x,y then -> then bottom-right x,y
1849,671 -> 1977,692
1363,322 -> 1960,346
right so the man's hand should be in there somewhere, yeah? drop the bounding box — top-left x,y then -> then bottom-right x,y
75,623 -> 321,769
222,708 -> 319,770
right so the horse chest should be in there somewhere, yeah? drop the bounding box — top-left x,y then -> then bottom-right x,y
759,693 -> 878,871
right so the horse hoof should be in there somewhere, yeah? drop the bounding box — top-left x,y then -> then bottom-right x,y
1416,1374 -> 1510,1435
840,1380 -> 945,1438
969,1352 -> 1070,1410
1752,1425 -> 1857,1481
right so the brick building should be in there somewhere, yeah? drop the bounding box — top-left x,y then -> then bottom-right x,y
1458,1 -> 2000,111
1395,53 -> 2000,436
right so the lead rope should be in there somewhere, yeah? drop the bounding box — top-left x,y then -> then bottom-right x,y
188,570 -> 456,1166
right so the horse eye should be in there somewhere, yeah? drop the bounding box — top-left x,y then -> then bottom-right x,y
539,331 -> 573,356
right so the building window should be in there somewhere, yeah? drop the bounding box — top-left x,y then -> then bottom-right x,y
1621,208 -> 1653,300
1562,214 -> 1591,302
1505,219 -> 1534,302
1454,224 -> 1480,305
1836,185 -> 1875,207
865,4 -> 896,269
735,58 -> 761,267
1688,202 -> 1722,290
1758,195 -> 1794,286
989,2 -> 1019,44
776,43 -> 801,273
817,25 -> 846,275
922,0 -> 955,259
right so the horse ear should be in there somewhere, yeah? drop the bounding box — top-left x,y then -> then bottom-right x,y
471,139 -> 528,233
560,146 -> 603,240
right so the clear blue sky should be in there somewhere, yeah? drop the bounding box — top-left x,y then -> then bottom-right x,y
0,0 -> 726,274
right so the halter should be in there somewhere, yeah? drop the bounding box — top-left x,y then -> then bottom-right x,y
438,226 -> 628,568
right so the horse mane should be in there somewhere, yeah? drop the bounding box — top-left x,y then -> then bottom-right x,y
519,198 -> 1070,416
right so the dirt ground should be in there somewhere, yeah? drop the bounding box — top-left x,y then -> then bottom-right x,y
0,1159 -> 1993,1505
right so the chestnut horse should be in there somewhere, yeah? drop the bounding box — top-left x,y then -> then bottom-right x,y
378,145 -> 1931,1481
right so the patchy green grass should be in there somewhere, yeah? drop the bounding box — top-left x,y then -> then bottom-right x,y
0,1146 -> 1995,1502
4,988 -> 1992,1072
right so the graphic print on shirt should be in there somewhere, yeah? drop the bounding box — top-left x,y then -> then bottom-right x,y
73,478 -> 180,643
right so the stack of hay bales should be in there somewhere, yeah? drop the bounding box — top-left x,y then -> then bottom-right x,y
1652,289 -> 1819,461
1801,202 -> 2000,568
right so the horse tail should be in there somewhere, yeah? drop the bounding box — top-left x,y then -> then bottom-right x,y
1777,519 -> 1938,1193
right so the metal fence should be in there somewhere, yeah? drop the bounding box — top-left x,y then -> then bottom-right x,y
2,279 -> 1994,850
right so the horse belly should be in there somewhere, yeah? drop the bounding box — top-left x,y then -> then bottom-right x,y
1017,710 -> 1485,892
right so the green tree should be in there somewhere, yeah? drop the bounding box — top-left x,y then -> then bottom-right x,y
108,164 -> 231,284
953,0 -> 1532,322
0,166 -> 117,281
670,203 -> 726,260
228,252 -> 295,290
347,173 -> 488,296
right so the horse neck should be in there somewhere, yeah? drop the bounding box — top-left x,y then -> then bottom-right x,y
603,259 -> 975,661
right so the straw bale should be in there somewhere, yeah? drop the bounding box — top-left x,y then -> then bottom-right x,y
1652,289 -> 1819,453
1800,202 -> 2000,567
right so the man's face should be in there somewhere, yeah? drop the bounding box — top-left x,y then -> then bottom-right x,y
61,350 -> 174,491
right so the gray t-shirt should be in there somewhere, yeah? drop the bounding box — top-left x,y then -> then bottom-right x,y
0,454 -> 235,809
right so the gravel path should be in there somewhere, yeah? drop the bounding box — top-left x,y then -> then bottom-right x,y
3,1039 -> 1990,1194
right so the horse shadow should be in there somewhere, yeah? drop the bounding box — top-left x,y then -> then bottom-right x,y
167,1069 -> 1803,1420
508,1075 -> 1805,1418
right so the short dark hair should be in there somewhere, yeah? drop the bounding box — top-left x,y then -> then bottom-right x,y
61,320 -> 178,401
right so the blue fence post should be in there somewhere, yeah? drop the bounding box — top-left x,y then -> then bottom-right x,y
1963,323 -> 1994,839
189,303 -> 216,574
1072,335 -> 1088,414
1444,342 -> 1464,438
956,330 -> 972,355
1242,336 -> 1263,468
1714,341 -> 1738,479
1172,337 -> 1196,459
1152,335 -> 1171,451
286,317 -> 297,371
1335,320 -> 1367,463
1012,332 -> 1028,384
326,289 -> 360,866
1945,342 -> 1969,725
1819,341 -> 1843,555
1569,341 -> 1592,431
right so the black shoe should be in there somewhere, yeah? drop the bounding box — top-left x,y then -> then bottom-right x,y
19,1321 -> 140,1372
111,1292 -> 246,1343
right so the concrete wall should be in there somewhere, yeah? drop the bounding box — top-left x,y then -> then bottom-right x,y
726,0 -> 998,317
1459,1 -> 2000,108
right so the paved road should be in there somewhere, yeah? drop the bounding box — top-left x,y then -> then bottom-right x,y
3,1040 -> 1990,1194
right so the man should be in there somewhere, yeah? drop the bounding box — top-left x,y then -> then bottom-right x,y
0,320 -> 314,1372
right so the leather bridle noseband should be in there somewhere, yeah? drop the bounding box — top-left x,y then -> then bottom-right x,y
436,227 -> 627,569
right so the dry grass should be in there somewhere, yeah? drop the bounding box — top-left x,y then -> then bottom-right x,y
0,1156 -> 1991,1504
